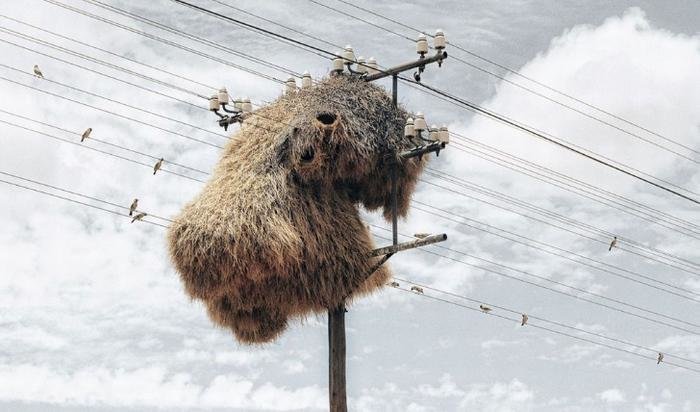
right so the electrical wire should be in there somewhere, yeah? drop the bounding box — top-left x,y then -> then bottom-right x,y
0,26 -> 210,100
0,14 -> 217,92
0,34 -> 207,111
41,0 -> 287,85
0,109 -> 208,175
170,0 -> 700,205
0,171 -> 172,222
0,118 -> 207,184
370,229 -> 700,335
390,284 -> 700,374
402,79 -> 700,205
210,0 -> 345,51
424,167 -> 700,274
393,276 -> 700,366
408,198 -> 700,297
328,0 -> 700,159
81,0 -> 303,79
445,138 -> 700,239
0,76 -> 224,149
0,62 -> 228,141
0,178 -> 168,228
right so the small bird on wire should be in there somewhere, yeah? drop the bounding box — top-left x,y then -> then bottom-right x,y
608,236 -> 618,252
80,128 -> 92,142
521,313 -> 529,326
131,212 -> 147,223
33,64 -> 43,78
657,352 -> 664,365
388,281 -> 400,288
479,304 -> 492,313
153,158 -> 164,175
129,198 -> 138,216
413,233 -> 430,239
410,286 -> 424,294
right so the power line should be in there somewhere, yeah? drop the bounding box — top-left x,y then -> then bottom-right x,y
420,173 -> 700,279
0,109 -> 209,177
424,167 -> 700,274
210,0 -> 344,51
0,34 -> 207,111
0,171 -> 173,223
445,137 -> 700,238
403,79 -> 700,205
170,0 -> 699,205
0,76 -> 225,149
0,14 -> 217,92
0,32 -> 297,133
0,62 -> 228,141
370,229 -> 700,335
81,0 -> 303,79
0,178 -> 168,228
328,0 -> 700,158
410,197 -> 700,298
390,283 -> 700,374
0,118 -> 207,184
393,276 -> 700,366
41,0 -> 287,85
0,26 -> 210,101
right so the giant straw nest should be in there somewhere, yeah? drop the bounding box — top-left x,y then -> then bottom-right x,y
168,75 -> 427,343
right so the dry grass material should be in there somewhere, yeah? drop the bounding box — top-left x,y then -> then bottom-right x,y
168,75 -> 427,344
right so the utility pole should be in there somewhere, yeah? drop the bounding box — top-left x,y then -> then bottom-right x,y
327,40 -> 449,412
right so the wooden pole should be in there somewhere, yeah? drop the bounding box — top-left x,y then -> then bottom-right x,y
328,304 -> 347,412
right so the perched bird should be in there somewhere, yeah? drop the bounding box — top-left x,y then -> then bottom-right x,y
410,286 -> 424,294
608,236 -> 618,252
657,352 -> 664,365
388,281 -> 400,288
131,212 -> 147,223
413,233 -> 430,239
129,198 -> 138,216
153,158 -> 164,175
33,64 -> 43,78
521,313 -> 529,326
80,127 -> 92,142
479,304 -> 492,313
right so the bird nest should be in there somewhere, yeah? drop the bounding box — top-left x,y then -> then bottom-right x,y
168,75 -> 427,343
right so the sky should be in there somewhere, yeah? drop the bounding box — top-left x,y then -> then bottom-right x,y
0,0 -> 699,411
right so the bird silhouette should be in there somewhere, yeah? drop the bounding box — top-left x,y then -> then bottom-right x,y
388,281 -> 400,288
129,198 -> 138,216
80,128 -> 92,142
131,212 -> 147,223
33,65 -> 43,78
410,286 -> 424,294
657,352 -> 664,365
153,158 -> 164,175
521,313 -> 529,326
413,233 -> 430,239
608,236 -> 617,252
479,304 -> 492,313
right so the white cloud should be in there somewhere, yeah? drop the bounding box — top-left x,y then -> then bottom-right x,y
598,388 -> 626,403
458,379 -> 535,412
0,364 -> 326,410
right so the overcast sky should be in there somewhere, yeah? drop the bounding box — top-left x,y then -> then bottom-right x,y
0,0 -> 699,411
